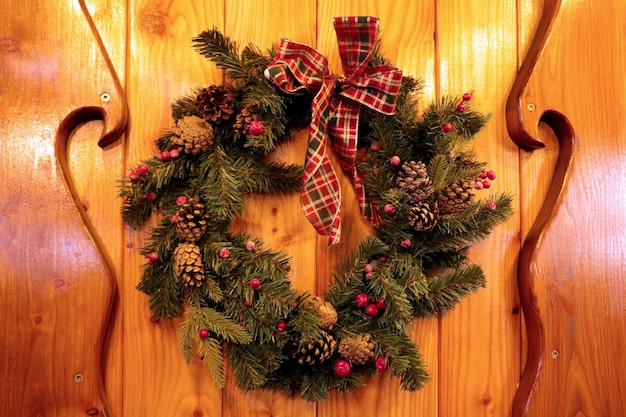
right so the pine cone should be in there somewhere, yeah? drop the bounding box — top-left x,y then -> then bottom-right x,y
195,85 -> 234,123
338,333 -> 375,365
233,103 -> 260,135
437,179 -> 474,214
409,201 -> 439,231
396,161 -> 433,204
173,242 -> 205,287
170,115 -> 214,155
307,296 -> 338,330
291,331 -> 337,366
175,199 -> 209,243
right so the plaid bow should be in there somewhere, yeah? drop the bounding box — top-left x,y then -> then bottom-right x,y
266,16 -> 402,245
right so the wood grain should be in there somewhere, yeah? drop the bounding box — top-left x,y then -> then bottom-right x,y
437,1 -> 521,416
0,0 -> 126,416
122,1 -> 224,416
508,0 -> 626,416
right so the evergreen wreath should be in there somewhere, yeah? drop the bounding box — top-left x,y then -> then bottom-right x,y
119,17 -> 512,402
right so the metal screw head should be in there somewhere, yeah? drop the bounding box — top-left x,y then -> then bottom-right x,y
100,92 -> 111,103
527,103 -> 536,112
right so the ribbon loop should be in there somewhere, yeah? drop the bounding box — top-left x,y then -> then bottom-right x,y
266,16 -> 402,245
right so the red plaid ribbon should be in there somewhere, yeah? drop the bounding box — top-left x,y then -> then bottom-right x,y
266,16 -> 402,245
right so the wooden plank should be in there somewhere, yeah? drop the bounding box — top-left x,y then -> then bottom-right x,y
437,1 -> 521,416
0,0 -> 126,415
78,0 -> 128,415
223,1 -> 319,416
123,1 -> 224,416
316,2 -> 439,417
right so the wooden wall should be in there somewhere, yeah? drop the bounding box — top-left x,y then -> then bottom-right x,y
3,0 -> 551,416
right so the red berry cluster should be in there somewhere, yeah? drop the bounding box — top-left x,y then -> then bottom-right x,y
160,148 -> 180,162
128,164 -> 149,183
474,169 -> 497,190
354,293 -> 387,318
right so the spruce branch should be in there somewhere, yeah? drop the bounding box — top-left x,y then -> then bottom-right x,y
192,28 -> 244,79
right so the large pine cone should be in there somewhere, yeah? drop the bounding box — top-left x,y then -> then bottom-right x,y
173,242 -> 205,287
437,179 -> 474,214
307,296 -> 338,330
408,201 -> 439,231
233,103 -> 260,135
338,333 -> 375,365
195,85 -> 234,123
396,161 -> 434,204
175,199 -> 209,243
170,115 -> 214,155
291,331 -> 337,366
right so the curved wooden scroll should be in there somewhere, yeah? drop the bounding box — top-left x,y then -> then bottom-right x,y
0,1 -> 126,416
507,0 -> 626,416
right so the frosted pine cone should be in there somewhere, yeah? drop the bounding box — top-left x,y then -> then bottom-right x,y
338,333 -> 375,365
170,115 -> 214,155
307,296 -> 338,330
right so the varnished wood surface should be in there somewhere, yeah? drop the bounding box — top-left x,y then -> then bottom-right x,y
508,0 -> 626,416
9,0 -> 625,416
0,0 -> 126,416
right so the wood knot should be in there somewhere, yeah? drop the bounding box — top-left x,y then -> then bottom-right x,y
86,408 -> 99,415
0,38 -> 20,53
138,11 -> 169,37
192,410 -> 203,417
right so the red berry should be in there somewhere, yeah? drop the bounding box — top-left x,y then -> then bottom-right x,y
482,180 -> 491,189
199,328 -> 210,339
474,181 -> 484,190
355,293 -> 370,308
243,299 -> 252,307
364,263 -> 374,273
129,170 -> 139,182
442,123 -> 453,133
245,241 -> 256,251
365,271 -> 373,280
486,201 -> 497,210
137,164 -> 149,175
176,195 -> 187,206
486,170 -> 496,180
148,252 -> 159,263
384,204 -> 395,214
375,297 -> 387,311
169,148 -> 180,159
378,255 -> 387,262
275,321 -> 287,332
160,151 -> 171,161
249,278 -> 261,289
334,360 -> 352,377
169,214 -> 178,222
463,92 -> 472,101
456,103 -> 466,112
400,238 -> 411,248
375,357 -> 388,371
219,248 -> 230,258
370,142 -> 381,151
479,170 -> 488,179
248,121 -> 265,136
146,192 -> 157,202
365,304 -> 379,318
390,155 -> 401,166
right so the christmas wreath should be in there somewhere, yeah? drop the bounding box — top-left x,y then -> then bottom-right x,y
120,16 -> 512,401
